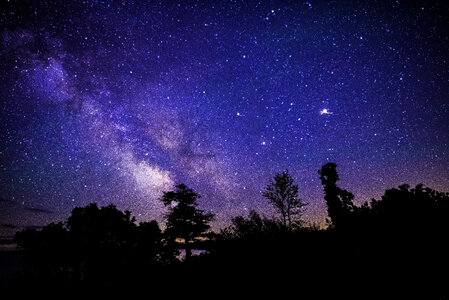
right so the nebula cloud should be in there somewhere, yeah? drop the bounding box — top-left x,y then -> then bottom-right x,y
1,1 -> 448,236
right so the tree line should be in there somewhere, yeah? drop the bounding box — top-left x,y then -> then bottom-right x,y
10,163 -> 449,294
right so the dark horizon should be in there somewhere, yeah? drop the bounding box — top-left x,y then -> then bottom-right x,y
0,173 -> 447,243
3,169 -> 449,295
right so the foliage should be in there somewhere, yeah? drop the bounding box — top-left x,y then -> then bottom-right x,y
220,210 -> 287,240
318,163 -> 355,230
11,170 -> 449,294
14,203 -> 176,286
358,183 -> 449,235
262,169 -> 307,228
161,184 -> 214,260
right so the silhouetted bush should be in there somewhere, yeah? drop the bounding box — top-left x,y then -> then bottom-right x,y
10,173 -> 449,295
14,203 -> 177,288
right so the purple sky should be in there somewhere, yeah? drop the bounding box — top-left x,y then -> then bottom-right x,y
1,0 -> 448,236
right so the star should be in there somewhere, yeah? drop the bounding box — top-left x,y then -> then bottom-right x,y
0,0 -> 447,237
319,108 -> 333,115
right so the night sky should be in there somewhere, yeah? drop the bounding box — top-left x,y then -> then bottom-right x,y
1,0 -> 449,237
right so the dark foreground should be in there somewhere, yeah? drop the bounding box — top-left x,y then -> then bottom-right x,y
4,178 -> 449,297
2,231 -> 448,298
0,250 -> 23,289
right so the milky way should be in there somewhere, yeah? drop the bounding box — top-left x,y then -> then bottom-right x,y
1,0 -> 448,236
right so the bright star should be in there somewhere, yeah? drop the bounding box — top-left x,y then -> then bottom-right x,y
320,108 -> 333,115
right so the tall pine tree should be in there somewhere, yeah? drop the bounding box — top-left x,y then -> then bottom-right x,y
161,184 -> 214,260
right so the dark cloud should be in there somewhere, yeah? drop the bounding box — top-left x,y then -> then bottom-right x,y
0,224 -> 17,229
24,225 -> 44,230
0,197 -> 54,215
25,207 -> 54,214
0,197 -> 14,204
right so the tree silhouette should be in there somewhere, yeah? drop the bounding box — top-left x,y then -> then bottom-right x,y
318,163 -> 355,230
220,210 -> 287,240
14,203 -> 181,287
15,221 -> 70,278
161,184 -> 214,261
65,203 -> 137,283
135,220 -> 178,265
263,170 -> 306,228
10,173 -> 449,295
135,220 -> 162,265
360,183 -> 449,235
9,164 -> 449,295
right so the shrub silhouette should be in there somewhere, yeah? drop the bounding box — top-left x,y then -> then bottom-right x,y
10,166 -> 449,295
220,210 -> 287,241
15,222 -> 70,281
65,203 -> 137,283
14,203 -> 176,288
357,184 -> 449,249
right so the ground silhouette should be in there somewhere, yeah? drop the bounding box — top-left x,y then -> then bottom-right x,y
7,164 -> 449,296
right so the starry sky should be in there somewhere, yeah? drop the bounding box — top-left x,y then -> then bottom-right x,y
1,0 -> 449,237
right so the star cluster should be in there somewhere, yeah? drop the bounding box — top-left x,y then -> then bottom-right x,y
1,0 -> 448,236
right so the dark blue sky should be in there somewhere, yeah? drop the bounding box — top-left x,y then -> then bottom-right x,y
1,0 -> 448,236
